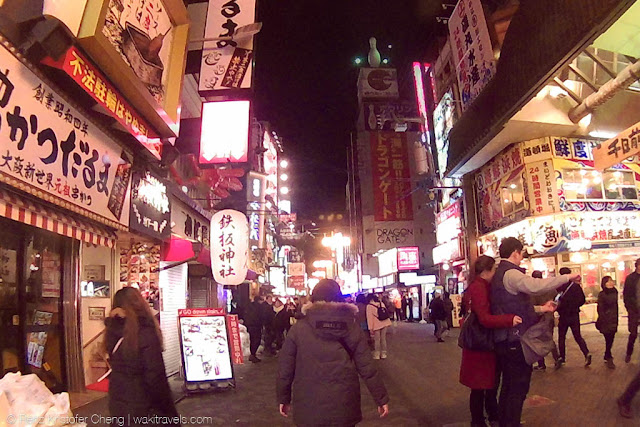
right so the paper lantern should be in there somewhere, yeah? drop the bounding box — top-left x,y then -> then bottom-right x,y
211,209 -> 249,285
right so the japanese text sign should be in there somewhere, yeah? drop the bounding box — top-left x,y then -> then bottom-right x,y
199,0 -> 256,92
287,275 -> 305,290
370,132 -> 413,221
522,138 -> 553,163
593,123 -> 640,170
42,46 -> 161,159
226,314 -> 244,365
448,0 -> 495,110
525,160 -> 558,216
130,170 -> 171,240
200,101 -> 250,164
210,209 -> 249,285
0,42 -> 132,227
397,247 -> 420,270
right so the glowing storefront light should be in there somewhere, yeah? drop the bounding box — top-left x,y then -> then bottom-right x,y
200,101 -> 250,164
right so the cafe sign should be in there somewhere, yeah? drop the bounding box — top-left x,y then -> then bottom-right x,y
130,170 -> 171,239
211,209 -> 249,285
0,41 -> 131,228
593,122 -> 640,170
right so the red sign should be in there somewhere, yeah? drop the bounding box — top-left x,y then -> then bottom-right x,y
200,101 -> 250,165
41,46 -> 161,160
287,275 -> 305,290
397,247 -> 420,270
226,314 -> 244,365
279,213 -> 297,223
371,132 -> 413,221
437,200 -> 461,225
178,308 -> 225,317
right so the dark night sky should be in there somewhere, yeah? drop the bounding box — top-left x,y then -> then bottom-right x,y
253,0 -> 443,219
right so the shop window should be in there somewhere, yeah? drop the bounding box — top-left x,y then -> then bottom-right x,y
501,177 -> 525,216
562,169 -> 637,201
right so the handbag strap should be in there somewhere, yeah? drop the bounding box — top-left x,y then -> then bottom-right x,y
97,337 -> 124,382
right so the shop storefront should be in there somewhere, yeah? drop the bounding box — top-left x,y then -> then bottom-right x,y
0,38 -> 129,392
476,137 -> 640,323
432,200 -> 468,294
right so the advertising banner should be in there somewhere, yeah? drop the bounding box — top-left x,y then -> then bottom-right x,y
593,122 -> 640,170
42,46 -> 160,159
397,247 -> 420,270
226,314 -> 244,365
200,101 -> 250,164
357,68 -> 399,99
199,0 -> 257,92
475,144 -> 526,234
362,101 -> 419,132
130,170 -> 171,240
525,159 -> 559,215
433,90 -> 456,178
374,221 -> 415,250
370,132 -> 413,221
522,137 -> 553,163
178,308 -> 234,382
287,276 -> 305,290
170,196 -> 211,248
448,0 -> 495,110
0,42 -> 132,228
287,262 -> 306,277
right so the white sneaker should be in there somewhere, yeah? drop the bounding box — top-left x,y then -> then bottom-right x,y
381,352 -> 387,359
373,352 -> 380,360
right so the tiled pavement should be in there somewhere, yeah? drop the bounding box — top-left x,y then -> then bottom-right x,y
75,321 -> 640,426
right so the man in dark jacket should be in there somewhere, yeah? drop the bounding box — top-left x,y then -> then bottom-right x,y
242,295 -> 264,363
277,279 -> 389,426
261,295 -> 277,356
491,237 -> 576,427
430,293 -> 447,342
556,267 -> 591,367
623,258 -> 640,363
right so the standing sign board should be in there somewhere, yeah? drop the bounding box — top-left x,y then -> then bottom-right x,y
178,308 -> 236,389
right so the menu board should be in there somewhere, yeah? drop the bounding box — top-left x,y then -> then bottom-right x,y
178,309 -> 233,382
119,242 -> 160,307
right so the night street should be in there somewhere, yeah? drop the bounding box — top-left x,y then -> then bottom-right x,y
76,321 -> 640,427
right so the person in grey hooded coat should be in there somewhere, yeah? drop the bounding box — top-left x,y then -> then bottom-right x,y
277,279 -> 389,426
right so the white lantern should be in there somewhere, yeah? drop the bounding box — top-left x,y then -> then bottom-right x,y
211,209 -> 250,285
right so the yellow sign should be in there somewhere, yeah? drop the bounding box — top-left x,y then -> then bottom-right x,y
593,122 -> 640,170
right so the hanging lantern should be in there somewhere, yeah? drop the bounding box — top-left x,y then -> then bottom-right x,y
211,209 -> 249,285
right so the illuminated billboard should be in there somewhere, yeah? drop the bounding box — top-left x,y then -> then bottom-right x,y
397,247 -> 420,270
200,101 -> 251,164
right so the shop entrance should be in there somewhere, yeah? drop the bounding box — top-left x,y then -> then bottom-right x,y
0,221 -> 66,392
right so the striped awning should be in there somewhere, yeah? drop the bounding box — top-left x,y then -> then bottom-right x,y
0,188 -> 117,247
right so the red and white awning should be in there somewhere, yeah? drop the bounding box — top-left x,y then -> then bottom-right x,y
0,187 -> 117,247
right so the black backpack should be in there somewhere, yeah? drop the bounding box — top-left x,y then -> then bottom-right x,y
373,303 -> 390,321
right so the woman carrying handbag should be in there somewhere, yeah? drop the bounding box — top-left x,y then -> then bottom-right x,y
459,256 -> 522,427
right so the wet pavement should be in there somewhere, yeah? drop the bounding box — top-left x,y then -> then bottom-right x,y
75,321 -> 640,426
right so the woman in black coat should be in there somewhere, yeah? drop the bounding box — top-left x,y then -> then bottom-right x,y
106,287 -> 180,426
596,276 -> 619,369
277,279 -> 389,426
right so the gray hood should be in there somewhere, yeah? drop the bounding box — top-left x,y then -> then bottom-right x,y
301,301 -> 358,340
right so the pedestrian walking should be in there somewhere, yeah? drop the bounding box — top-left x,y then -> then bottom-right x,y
623,258 -> 640,363
491,237 -> 577,427
105,287 -> 180,426
394,294 -> 403,321
242,295 -> 265,363
460,255 -> 522,427
261,295 -> 277,356
429,292 -> 447,342
530,271 -> 561,371
277,279 -> 389,426
444,292 -> 454,330
407,293 -> 414,322
596,276 -> 618,369
401,293 -> 409,321
556,267 -> 591,368
355,294 -> 369,334
366,294 -> 392,359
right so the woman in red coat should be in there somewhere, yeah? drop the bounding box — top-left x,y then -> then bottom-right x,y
460,255 -> 522,427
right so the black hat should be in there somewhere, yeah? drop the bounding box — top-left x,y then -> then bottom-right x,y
311,279 -> 343,303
